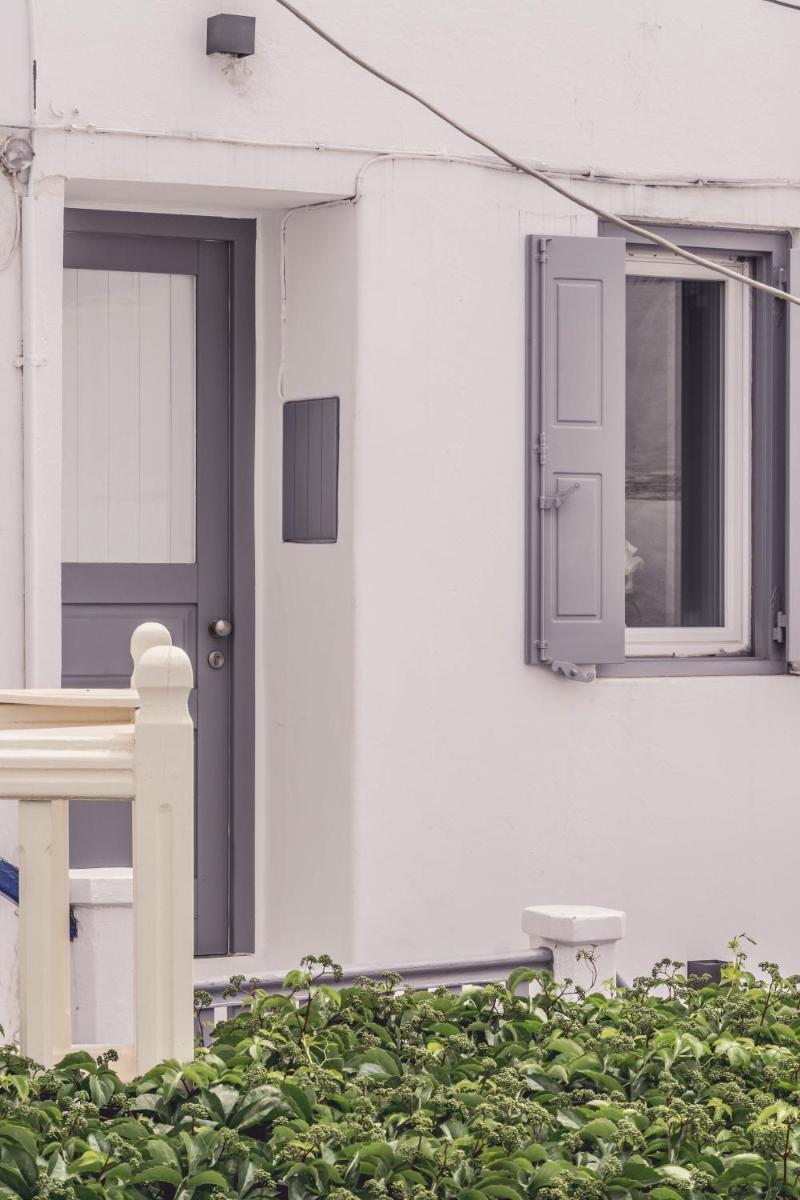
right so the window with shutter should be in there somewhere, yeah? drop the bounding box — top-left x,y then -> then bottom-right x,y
526,226 -> 788,680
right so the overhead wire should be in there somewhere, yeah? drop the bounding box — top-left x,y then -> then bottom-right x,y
272,0 -> 800,307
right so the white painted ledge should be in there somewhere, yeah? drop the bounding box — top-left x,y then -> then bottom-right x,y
70,867 -> 133,907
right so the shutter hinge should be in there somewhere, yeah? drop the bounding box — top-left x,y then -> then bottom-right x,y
533,433 -> 547,465
551,661 -> 596,683
14,354 -> 47,368
773,610 -> 787,645
539,481 -> 581,510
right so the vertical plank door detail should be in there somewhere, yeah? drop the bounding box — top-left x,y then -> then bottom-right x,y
62,270 -> 196,564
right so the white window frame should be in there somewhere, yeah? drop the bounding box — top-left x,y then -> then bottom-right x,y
624,251 -> 752,658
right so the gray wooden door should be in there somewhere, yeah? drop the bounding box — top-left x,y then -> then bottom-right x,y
61,210 -> 255,955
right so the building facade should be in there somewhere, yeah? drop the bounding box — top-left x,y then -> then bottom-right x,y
0,0 -> 798,1035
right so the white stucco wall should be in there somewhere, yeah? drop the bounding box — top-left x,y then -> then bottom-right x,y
349,161 -> 800,983
263,201 -> 358,965
1,0 -> 799,1015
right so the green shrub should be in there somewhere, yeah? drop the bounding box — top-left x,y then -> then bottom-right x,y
2,942 -> 800,1199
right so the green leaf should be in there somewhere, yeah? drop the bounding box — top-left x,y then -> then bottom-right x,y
481,1186 -> 525,1200
356,1049 -> 403,1080
88,1074 -> 117,1109
579,1118 -> 618,1140
519,1145 -> 548,1164
54,1052 -> 98,1073
529,1162 -> 570,1188
506,967 -> 537,995
131,1167 -> 182,1187
204,1085 -> 240,1122
0,1128 -> 38,1160
280,1081 -> 314,1123
546,1037 -> 584,1059
67,1152 -> 108,1177
184,1170 -> 231,1192
356,1143 -> 395,1165
282,970 -> 309,990
612,1162 -> 660,1183
230,1084 -> 285,1130
0,1164 -> 31,1200
658,1166 -> 693,1184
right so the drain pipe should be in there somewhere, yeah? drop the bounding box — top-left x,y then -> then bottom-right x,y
21,0 -> 43,686
21,188 -> 43,686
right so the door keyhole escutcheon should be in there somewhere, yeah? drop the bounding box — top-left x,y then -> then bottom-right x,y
208,650 -> 225,669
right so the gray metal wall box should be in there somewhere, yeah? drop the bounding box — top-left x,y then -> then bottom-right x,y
206,14 -> 256,57
687,959 -> 729,985
283,397 -> 339,543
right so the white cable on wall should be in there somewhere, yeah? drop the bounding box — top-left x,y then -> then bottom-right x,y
278,150 -> 474,400
272,0 -> 800,307
13,119 -> 800,193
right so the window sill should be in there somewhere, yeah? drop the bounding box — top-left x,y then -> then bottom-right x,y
598,657 -> 787,679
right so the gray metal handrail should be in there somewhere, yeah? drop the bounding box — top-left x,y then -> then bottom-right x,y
195,949 -> 555,1041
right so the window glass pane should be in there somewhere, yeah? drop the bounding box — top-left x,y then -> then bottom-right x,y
625,275 -> 724,628
62,269 -> 196,564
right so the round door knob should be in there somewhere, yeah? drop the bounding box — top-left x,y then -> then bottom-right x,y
209,618 -> 233,638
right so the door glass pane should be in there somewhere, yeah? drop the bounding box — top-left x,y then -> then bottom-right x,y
625,275 -> 724,628
62,269 -> 196,563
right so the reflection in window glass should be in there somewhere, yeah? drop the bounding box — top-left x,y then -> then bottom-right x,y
625,276 -> 724,628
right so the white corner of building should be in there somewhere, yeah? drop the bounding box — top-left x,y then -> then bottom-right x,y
70,867 -> 133,1047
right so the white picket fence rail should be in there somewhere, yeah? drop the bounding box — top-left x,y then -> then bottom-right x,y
0,622 -> 194,1079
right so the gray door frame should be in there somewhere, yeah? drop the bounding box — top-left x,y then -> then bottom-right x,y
62,208 -> 256,954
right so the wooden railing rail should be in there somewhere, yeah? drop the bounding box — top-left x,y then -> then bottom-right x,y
0,622 -> 194,1079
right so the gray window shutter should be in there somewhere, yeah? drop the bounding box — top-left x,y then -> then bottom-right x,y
526,235 -> 626,681
788,248 -> 800,667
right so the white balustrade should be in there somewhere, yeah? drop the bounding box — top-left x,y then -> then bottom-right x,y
0,622 -> 194,1078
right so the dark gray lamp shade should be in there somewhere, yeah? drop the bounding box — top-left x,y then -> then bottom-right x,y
283,397 -> 339,543
206,14 -> 256,57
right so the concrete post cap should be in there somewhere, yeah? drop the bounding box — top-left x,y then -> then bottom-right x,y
522,904 -> 626,944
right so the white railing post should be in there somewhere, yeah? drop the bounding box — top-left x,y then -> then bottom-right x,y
18,796 -> 70,1065
132,643 -> 194,1073
522,904 -> 626,995
130,622 -> 173,686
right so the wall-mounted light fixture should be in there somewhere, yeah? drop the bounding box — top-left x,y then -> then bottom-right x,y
0,137 -> 34,176
206,14 -> 256,57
